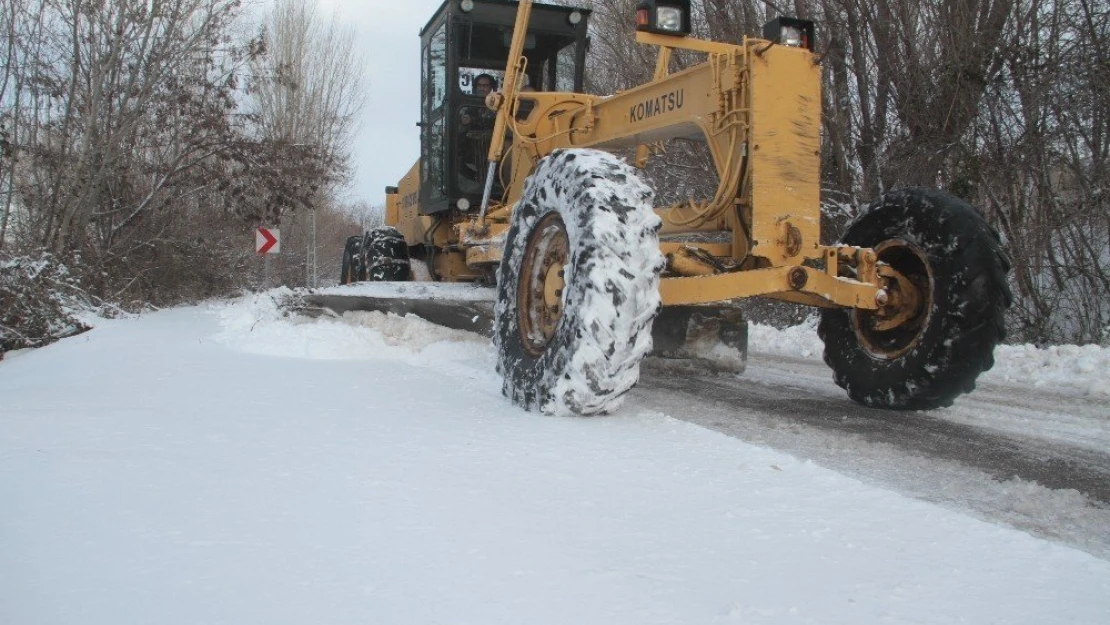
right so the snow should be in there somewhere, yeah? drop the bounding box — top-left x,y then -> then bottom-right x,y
748,315 -> 1110,398
990,342 -> 1109,397
314,280 -> 496,301
744,316 -> 1110,455
2,294 -> 1110,624
216,288 -> 487,363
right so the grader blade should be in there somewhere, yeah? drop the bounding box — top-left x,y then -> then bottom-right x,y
298,286 -> 746,373
301,293 -> 495,336
648,305 -> 748,374
297,284 -> 497,336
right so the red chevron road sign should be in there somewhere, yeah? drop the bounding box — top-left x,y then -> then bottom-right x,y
256,228 -> 280,254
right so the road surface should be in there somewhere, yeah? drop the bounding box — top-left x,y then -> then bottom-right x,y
633,353 -> 1110,559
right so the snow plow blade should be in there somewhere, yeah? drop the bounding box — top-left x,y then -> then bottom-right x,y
301,293 -> 495,334
296,285 -> 747,373
647,305 -> 748,374
297,284 -> 496,336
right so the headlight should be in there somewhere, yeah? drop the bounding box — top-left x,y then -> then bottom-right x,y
568,11 -> 582,25
656,6 -> 683,32
761,17 -> 815,51
635,1 -> 691,36
460,0 -> 474,13
781,25 -> 803,47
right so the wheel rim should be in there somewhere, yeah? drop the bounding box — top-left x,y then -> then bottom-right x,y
518,212 -> 568,358
852,239 -> 933,360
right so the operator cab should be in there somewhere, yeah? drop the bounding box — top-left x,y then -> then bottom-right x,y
418,0 -> 589,214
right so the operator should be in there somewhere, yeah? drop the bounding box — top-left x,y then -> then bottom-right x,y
474,73 -> 495,96
458,73 -> 499,185
460,73 -> 497,130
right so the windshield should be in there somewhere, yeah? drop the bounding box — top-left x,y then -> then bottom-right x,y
454,22 -> 580,94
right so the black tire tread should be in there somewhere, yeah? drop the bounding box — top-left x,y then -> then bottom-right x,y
818,187 -> 1012,410
340,235 -> 363,284
362,226 -> 411,282
494,149 -> 663,416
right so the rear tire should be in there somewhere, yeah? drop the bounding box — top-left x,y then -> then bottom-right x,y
362,227 -> 412,281
494,149 -> 664,415
340,235 -> 363,284
818,187 -> 1012,410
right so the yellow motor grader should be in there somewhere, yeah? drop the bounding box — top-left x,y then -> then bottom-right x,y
337,0 -> 1011,416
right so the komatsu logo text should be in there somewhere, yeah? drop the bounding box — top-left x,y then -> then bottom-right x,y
629,89 -> 684,122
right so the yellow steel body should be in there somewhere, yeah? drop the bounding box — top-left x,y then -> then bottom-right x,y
386,161 -> 421,244
386,2 -> 891,312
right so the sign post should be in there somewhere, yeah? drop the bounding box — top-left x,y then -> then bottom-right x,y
256,228 -> 280,288
307,210 -> 317,288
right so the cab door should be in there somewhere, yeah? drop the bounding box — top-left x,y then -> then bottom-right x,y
419,21 -> 449,213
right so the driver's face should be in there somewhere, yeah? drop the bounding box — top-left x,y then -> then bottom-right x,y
475,80 -> 492,95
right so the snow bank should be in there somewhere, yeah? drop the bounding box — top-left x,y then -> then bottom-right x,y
990,343 -> 1109,397
211,288 -> 490,369
747,316 -> 1109,398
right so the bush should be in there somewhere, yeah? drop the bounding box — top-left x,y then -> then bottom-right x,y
0,253 -> 95,358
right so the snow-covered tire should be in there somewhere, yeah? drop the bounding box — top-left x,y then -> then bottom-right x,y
494,149 -> 664,416
362,227 -> 411,281
340,235 -> 363,284
818,187 -> 1012,410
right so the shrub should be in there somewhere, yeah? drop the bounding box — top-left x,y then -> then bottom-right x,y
0,254 -> 94,358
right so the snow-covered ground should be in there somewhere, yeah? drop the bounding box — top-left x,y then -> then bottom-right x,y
314,281 -> 498,302
744,317 -> 1110,456
2,292 -> 1109,624
748,316 -> 1110,399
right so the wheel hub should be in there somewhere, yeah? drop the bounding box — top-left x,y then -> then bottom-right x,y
853,239 -> 933,360
518,213 -> 569,357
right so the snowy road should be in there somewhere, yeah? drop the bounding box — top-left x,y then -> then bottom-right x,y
635,356 -> 1110,558
2,295 -> 1109,624
643,353 -> 1110,502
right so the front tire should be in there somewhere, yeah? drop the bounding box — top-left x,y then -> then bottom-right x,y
818,187 -> 1012,410
494,149 -> 664,416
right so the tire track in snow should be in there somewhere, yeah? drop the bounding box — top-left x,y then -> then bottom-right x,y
633,354 -> 1110,559
639,356 -> 1110,502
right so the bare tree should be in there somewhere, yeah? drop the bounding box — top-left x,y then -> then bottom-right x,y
242,0 -> 365,287
248,0 -> 364,213
2,0 -> 284,304
974,0 -> 1109,343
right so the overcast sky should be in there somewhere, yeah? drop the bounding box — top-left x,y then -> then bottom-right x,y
312,0 -> 450,208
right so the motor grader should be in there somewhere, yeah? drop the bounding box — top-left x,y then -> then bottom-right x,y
337,0 -> 1011,416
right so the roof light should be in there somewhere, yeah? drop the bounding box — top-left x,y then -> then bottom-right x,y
655,6 -> 683,32
781,25 -> 803,47
634,1 -> 691,36
761,17 -> 816,51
